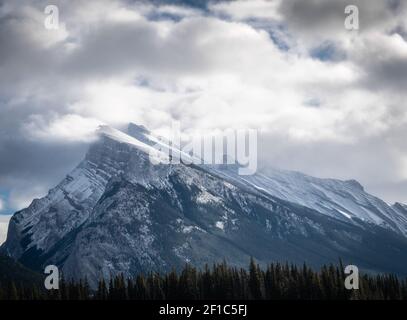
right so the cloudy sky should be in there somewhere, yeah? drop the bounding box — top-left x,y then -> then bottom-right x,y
0,0 -> 407,215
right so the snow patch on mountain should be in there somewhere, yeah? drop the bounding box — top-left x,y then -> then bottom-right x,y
0,215 -> 11,245
215,221 -> 225,230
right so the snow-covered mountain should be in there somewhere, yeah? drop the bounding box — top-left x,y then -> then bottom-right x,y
2,123 -> 407,286
211,166 -> 407,237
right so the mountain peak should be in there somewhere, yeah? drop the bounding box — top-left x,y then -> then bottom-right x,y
95,124 -> 170,165
345,179 -> 364,191
97,125 -> 153,154
127,123 -> 154,146
127,122 -> 150,136
393,202 -> 407,211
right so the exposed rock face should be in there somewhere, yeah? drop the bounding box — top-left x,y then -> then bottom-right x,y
2,124 -> 407,287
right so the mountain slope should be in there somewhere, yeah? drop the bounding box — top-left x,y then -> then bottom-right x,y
211,166 -> 407,236
2,123 -> 407,287
0,254 -> 44,287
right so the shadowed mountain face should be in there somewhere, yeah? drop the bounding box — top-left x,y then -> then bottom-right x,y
0,254 -> 44,287
1,124 -> 407,287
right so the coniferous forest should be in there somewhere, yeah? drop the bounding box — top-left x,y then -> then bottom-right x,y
1,259 -> 407,300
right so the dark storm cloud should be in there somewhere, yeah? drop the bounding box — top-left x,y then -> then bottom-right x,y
0,138 -> 87,185
63,19 -> 206,78
278,0 -> 404,34
62,14 -> 245,80
0,98 -> 88,211
359,53 -> 407,91
0,1 -> 92,210
277,0 -> 407,92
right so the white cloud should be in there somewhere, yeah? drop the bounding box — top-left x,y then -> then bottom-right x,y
23,114 -> 103,143
0,215 -> 11,245
1,0 -> 407,203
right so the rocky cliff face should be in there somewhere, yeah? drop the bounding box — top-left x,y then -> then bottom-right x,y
2,124 -> 407,286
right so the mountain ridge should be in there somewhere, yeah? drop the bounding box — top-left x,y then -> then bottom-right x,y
2,123 -> 407,287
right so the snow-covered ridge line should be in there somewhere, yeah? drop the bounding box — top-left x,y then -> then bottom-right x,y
98,125 -> 160,155
99,123 -> 407,237
98,124 -> 201,165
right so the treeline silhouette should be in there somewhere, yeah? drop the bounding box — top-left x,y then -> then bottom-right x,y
1,259 -> 407,300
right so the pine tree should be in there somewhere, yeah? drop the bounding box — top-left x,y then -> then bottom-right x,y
249,258 -> 263,299
8,282 -> 19,300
